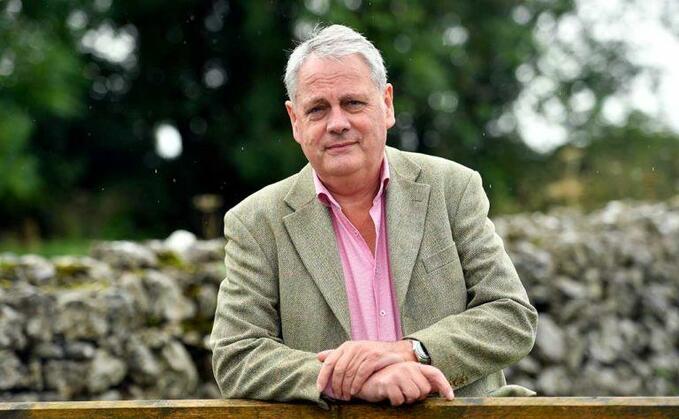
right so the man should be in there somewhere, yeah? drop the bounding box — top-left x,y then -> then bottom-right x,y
210,24 -> 537,407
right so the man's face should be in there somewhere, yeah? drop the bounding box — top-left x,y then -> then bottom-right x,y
285,54 -> 395,183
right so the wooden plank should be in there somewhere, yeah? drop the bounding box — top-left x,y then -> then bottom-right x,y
0,397 -> 678,419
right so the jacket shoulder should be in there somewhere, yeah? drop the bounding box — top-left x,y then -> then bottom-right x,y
391,148 -> 477,186
225,171 -> 298,227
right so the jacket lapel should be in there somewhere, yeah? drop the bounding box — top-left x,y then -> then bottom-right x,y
283,165 -> 352,338
385,148 -> 431,309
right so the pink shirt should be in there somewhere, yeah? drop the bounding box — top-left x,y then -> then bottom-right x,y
313,157 -> 403,342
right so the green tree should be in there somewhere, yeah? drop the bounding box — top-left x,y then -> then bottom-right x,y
0,0 -> 674,244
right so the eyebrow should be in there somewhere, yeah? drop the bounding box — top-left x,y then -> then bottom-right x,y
302,97 -> 327,109
301,93 -> 369,109
340,93 -> 369,102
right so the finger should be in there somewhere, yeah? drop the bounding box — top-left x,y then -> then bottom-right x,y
419,365 -> 454,400
387,385 -> 405,407
411,368 -> 432,400
330,351 -> 351,400
348,356 -> 371,396
317,349 -> 333,361
342,352 -> 366,399
350,352 -> 402,395
316,349 -> 342,391
331,349 -> 353,399
399,378 -> 421,404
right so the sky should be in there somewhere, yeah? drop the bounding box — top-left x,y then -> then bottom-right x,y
515,0 -> 679,152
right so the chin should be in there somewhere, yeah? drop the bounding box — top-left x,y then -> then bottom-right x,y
321,158 -> 363,178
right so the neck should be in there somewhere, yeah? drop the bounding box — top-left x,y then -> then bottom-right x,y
319,166 -> 382,210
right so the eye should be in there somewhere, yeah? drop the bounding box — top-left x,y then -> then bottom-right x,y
345,100 -> 365,111
306,105 -> 327,119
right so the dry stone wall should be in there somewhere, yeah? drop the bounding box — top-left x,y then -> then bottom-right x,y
1,198 -> 678,401
0,234 -> 223,401
499,197 -> 679,396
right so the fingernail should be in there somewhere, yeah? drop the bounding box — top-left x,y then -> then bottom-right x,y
446,390 -> 454,400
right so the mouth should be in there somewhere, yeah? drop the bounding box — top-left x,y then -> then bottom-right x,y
325,141 -> 357,151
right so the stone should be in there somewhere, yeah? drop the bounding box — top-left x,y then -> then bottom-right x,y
165,230 -> 197,254
0,350 -> 27,390
142,271 -> 194,322
9,286 -> 56,343
90,241 -> 158,269
17,255 -> 56,285
64,342 -> 96,360
33,342 -> 65,359
536,366 -> 571,395
196,285 -> 217,319
94,390 -> 122,400
535,314 -> 566,363
54,291 -> 109,340
158,340 -> 198,398
117,272 -> 149,315
515,355 -> 540,375
126,335 -> 162,385
52,256 -> 113,286
0,305 -> 26,350
44,360 -> 90,398
184,239 -> 224,264
27,359 -> 43,390
0,392 -> 40,402
99,288 -> 142,334
555,276 -> 587,300
87,350 -> 127,394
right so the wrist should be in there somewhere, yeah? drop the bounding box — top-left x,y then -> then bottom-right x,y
395,339 -> 418,362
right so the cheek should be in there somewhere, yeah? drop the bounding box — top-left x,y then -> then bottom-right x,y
301,124 -> 324,146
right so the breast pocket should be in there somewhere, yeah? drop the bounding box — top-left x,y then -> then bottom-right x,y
421,243 -> 466,307
422,243 -> 458,273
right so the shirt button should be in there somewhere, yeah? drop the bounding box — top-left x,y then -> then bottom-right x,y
379,310 -> 386,317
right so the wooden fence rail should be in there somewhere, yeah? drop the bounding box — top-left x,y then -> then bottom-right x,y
1,397 -> 678,418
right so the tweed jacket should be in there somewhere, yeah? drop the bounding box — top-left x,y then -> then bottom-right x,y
210,147 -> 538,405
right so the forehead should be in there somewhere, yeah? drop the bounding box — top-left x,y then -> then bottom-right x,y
296,54 -> 377,101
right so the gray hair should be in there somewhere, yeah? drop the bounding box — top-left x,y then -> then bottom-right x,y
284,24 -> 387,101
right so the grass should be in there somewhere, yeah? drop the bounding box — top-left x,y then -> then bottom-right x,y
0,238 -> 93,257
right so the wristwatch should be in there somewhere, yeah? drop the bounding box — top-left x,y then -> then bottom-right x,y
406,339 -> 431,365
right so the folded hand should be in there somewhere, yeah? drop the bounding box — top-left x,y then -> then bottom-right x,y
316,340 -> 412,400
355,361 -> 454,406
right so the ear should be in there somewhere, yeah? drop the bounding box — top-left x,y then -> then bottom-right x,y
285,100 -> 302,144
383,83 -> 395,129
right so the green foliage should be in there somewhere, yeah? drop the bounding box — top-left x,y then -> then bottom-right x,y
0,0 -> 676,243
0,238 -> 91,257
541,118 -> 679,211
0,105 -> 39,205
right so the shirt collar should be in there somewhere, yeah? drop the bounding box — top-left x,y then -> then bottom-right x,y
313,154 -> 391,209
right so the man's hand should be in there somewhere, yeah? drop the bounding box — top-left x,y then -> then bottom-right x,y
355,362 -> 454,406
316,340 -> 415,400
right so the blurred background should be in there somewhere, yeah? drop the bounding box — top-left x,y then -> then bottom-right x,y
0,0 -> 678,401
1,0 -> 678,252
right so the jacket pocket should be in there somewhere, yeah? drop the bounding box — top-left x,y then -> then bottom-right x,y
422,243 -> 457,273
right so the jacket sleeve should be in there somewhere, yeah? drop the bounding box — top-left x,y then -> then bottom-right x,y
209,211 -> 327,407
405,171 -> 538,389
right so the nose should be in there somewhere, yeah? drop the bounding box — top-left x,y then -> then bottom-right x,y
326,106 -> 350,135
